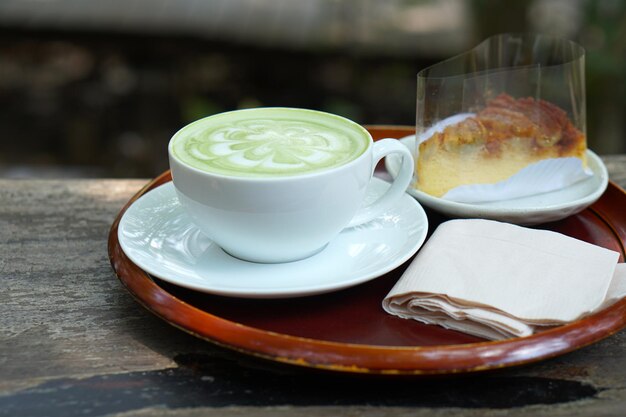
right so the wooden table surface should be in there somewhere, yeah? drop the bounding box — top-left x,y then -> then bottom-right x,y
1,155 -> 626,417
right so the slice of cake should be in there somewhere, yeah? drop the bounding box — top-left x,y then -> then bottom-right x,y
416,94 -> 587,198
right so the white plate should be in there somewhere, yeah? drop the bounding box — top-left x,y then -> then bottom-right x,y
385,135 -> 609,225
118,179 -> 428,298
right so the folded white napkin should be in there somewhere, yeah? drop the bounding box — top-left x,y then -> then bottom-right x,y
383,219 -> 626,340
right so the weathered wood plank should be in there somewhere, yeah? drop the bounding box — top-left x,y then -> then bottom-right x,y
0,180 -> 225,393
604,155 -> 626,188
0,154 -> 625,416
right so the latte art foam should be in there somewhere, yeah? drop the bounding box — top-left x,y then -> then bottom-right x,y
171,109 -> 369,177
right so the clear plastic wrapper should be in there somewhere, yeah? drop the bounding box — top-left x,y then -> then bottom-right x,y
415,33 -> 589,203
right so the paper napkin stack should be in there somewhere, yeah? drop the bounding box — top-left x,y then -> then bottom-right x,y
383,219 -> 626,340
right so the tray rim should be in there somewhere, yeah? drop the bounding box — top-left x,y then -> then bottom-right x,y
108,126 -> 626,375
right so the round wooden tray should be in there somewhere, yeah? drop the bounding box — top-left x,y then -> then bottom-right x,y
108,126 -> 626,375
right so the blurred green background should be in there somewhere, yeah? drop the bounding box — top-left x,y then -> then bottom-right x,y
0,0 -> 624,178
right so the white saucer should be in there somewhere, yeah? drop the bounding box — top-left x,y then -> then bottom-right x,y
118,178 -> 428,298
385,135 -> 609,225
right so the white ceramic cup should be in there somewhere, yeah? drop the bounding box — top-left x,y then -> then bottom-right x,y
168,109 -> 414,263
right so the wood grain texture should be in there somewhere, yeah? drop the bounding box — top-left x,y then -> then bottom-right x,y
1,153 -> 626,416
0,180 -> 225,393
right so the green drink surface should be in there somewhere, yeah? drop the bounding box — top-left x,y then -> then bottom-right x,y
170,108 -> 370,177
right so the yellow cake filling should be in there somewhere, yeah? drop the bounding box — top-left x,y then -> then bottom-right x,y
415,94 -> 587,198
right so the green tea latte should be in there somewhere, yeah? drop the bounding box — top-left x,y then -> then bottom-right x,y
170,108 -> 370,177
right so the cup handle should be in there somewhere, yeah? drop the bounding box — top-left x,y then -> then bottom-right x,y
347,138 -> 414,228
